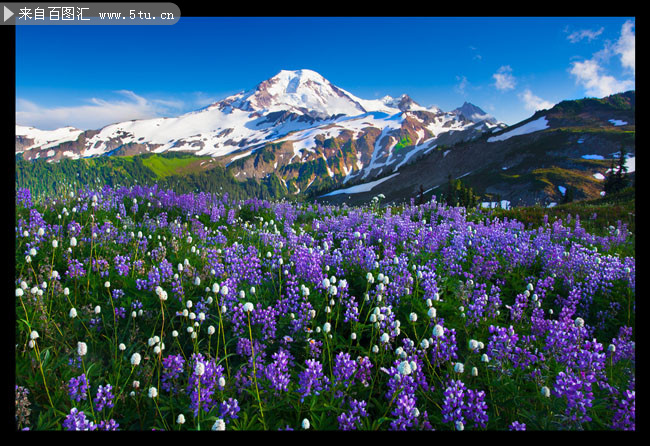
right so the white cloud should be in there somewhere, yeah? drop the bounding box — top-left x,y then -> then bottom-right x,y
16,90 -> 199,130
492,66 -> 516,91
614,20 -> 635,72
519,89 -> 554,112
566,27 -> 604,43
454,75 -> 469,96
569,58 -> 634,97
568,20 -> 635,97
469,46 -> 482,61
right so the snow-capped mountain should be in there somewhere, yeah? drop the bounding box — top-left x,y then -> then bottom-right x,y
452,102 -> 499,125
16,69 -> 506,193
217,69 -> 371,117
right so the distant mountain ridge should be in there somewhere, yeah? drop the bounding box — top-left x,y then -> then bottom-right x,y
315,90 -> 635,207
16,69 -> 506,196
452,102 -> 498,125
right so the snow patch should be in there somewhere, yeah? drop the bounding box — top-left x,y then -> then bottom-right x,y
320,173 -> 400,197
481,200 -> 511,209
487,116 -> 548,142
226,150 -> 253,166
608,119 -> 628,126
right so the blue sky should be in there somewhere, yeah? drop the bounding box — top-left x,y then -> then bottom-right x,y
16,17 -> 635,130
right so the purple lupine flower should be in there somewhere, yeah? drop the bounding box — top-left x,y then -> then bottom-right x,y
67,374 -> 89,402
62,407 -> 96,431
219,397 -> 240,423
337,398 -> 369,430
307,339 -> 323,359
610,326 -> 635,365
354,356 -> 373,387
441,379 -> 489,430
94,384 -> 115,412
464,388 -> 488,429
553,367 -> 595,426
188,353 -> 225,416
66,258 -> 86,279
297,359 -> 330,401
389,393 -> 419,430
114,255 -> 131,276
264,348 -> 293,394
333,351 -> 357,386
161,354 -> 185,394
611,378 -> 635,431
442,379 -> 466,428
16,188 -> 32,208
429,321 -> 458,366
97,419 -> 120,430
509,421 -> 526,430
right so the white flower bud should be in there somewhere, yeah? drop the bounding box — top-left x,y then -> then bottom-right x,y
212,419 -> 226,431
397,360 -> 412,376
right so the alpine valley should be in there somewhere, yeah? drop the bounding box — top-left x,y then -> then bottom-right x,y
15,69 -> 635,207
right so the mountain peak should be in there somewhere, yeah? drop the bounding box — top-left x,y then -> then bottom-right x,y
380,94 -> 426,112
452,102 -> 498,124
222,69 -> 366,118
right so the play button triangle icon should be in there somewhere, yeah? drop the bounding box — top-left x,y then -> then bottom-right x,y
4,5 -> 14,22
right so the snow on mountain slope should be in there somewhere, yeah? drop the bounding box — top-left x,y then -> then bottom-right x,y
487,116 -> 548,142
320,172 -> 400,197
16,125 -> 84,151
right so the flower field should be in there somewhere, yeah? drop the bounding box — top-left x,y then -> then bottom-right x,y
14,185 -> 635,430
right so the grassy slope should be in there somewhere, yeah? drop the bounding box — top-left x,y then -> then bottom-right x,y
140,154 -> 209,178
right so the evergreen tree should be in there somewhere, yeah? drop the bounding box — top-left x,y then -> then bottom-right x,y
603,147 -> 629,196
561,186 -> 575,204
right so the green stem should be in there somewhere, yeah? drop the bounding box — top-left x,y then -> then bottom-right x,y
247,312 -> 266,429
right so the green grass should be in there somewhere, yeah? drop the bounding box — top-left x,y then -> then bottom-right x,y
141,154 -> 207,178
393,136 -> 413,152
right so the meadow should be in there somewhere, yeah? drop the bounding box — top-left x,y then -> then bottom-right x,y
14,185 -> 635,430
